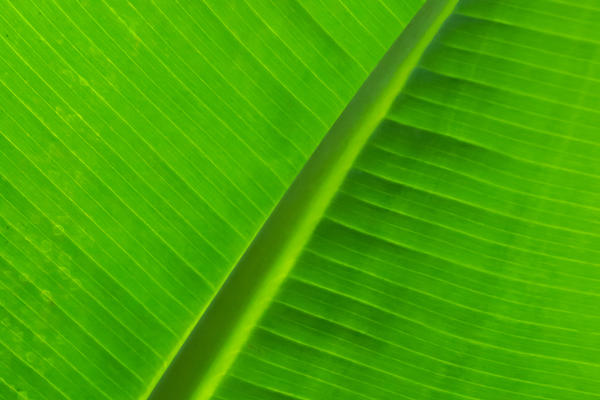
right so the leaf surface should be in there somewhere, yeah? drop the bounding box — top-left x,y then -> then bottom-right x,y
3,0 -> 600,399
205,1 -> 600,399
0,0 -> 423,398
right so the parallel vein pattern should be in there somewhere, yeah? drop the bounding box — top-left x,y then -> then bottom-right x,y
213,1 -> 600,399
0,0 -> 424,399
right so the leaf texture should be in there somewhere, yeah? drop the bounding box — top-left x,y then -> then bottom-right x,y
211,1 -> 600,399
0,1 -> 424,399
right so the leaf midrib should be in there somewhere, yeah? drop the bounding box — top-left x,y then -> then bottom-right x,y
146,1 -> 459,399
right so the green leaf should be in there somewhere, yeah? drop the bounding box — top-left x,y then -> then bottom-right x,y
201,1 -> 600,399
3,0 -> 600,399
0,0 -> 424,398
